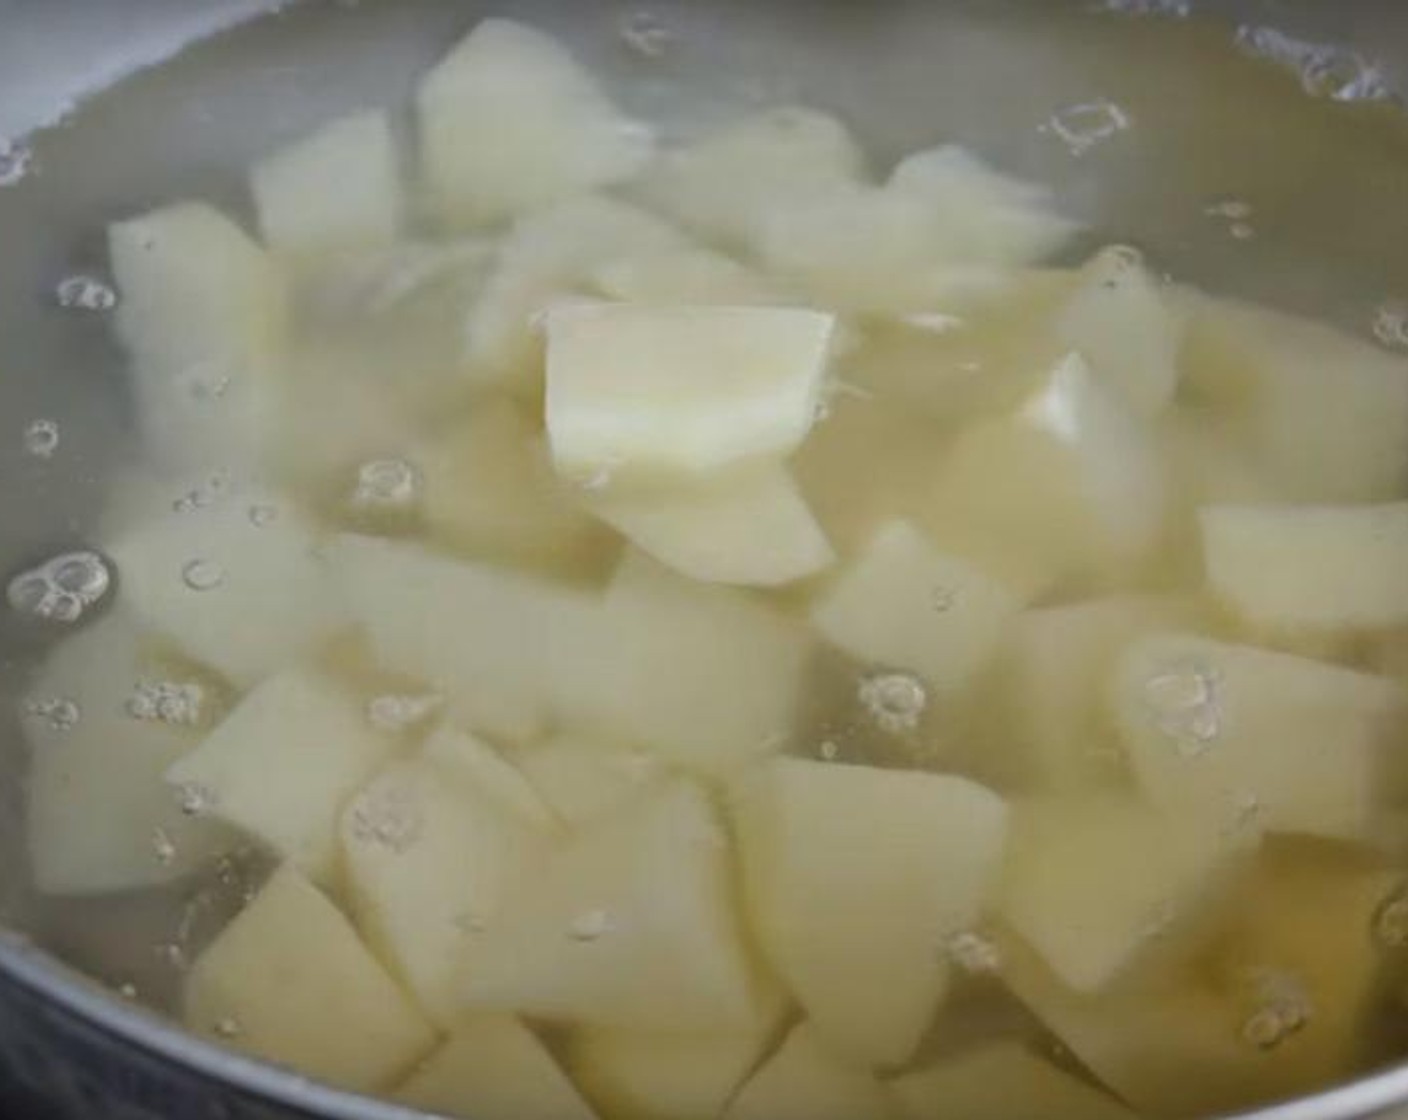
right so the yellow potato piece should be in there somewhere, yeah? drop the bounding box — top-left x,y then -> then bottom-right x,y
723,1025 -> 889,1120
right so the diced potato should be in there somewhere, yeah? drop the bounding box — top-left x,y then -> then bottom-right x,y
888,1040 -> 1136,1120
23,610 -> 235,895
420,722 -> 559,831
341,754 -> 550,1025
1113,633 -> 1408,843
109,202 -> 286,472
545,302 -> 836,485
1180,295 -> 1408,503
723,1025 -> 889,1120
935,352 -> 1169,589
418,397 -> 611,572
418,18 -> 652,228
252,111 -> 402,258
999,793 -> 1252,993
1054,246 -> 1184,416
396,1016 -> 597,1120
733,758 -> 1009,1066
591,246 -> 784,306
461,780 -> 778,1032
634,107 -> 867,249
1200,503 -> 1408,632
811,520 -> 1020,694
107,488 -> 347,687
1161,409 -> 1282,506
589,465 -> 834,587
513,735 -> 663,829
167,668 -> 394,881
183,865 -> 436,1092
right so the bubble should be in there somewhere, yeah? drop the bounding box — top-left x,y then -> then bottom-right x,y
172,780 -> 217,817
181,558 -> 226,593
1094,0 -> 1190,16
1372,303 -> 1408,351
155,942 -> 187,970
22,419 -> 59,459
1373,886 -> 1408,950
213,1017 -> 242,1040
1205,198 -> 1254,222
128,680 -> 206,727
1044,100 -> 1131,156
0,140 -> 32,187
901,312 -> 964,334
177,361 -> 232,403
618,9 -> 673,57
22,696 -> 80,732
151,827 -> 177,867
946,931 -> 1002,974
247,503 -> 279,528
351,457 -> 421,513
349,781 -> 424,853
367,693 -> 443,733
173,472 -> 230,514
568,909 -> 614,942
931,586 -> 957,613
1143,661 -> 1221,757
859,671 -> 928,735
1236,26 -> 1389,102
1237,969 -> 1311,1051
117,982 -> 140,1001
817,739 -> 840,761
455,911 -> 489,936
54,275 -> 118,312
7,550 -> 112,625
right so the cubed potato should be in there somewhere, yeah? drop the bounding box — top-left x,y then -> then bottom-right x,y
811,520 -> 1020,694
1180,294 -> 1408,503
935,351 -> 1169,589
109,202 -> 286,472
418,18 -> 652,228
723,1025 -> 889,1120
341,753 -> 550,1025
589,465 -> 834,587
545,302 -> 836,485
1113,633 -> 1408,844
633,107 -> 867,250
252,111 -> 402,258
420,723 -> 559,831
106,488 -> 347,688
183,865 -> 436,1092
166,668 -> 394,882
461,780 -> 778,1032
733,758 -> 1009,1066
23,609 -> 235,895
1161,409 -> 1282,506
591,247 -> 784,306
513,735 -> 663,829
396,1016 -> 597,1120
999,793 -> 1252,993
1054,246 -> 1184,416
1201,503 -> 1408,632
888,1040 -> 1136,1120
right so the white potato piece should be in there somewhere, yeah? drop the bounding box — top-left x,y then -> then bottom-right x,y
1113,633 -> 1408,843
109,202 -> 286,472
592,246 -> 784,306
396,1017 -> 597,1120
734,758 -> 1009,1066
513,735 -> 662,829
1201,503 -> 1408,632
936,351 -> 1169,588
342,754 -> 550,1025
545,302 -> 836,485
723,1025 -> 889,1120
590,465 -> 834,587
107,487 -> 346,688
184,865 -> 436,1092
252,111 -> 402,257
23,609 -> 234,895
461,780 -> 777,1033
1161,410 -> 1281,506
418,18 -> 651,228
420,723 -> 559,831
811,520 -> 1020,694
888,1040 -> 1136,1120
634,107 -> 867,249
999,793 -> 1252,993
1055,245 -> 1184,416
167,668 -> 394,882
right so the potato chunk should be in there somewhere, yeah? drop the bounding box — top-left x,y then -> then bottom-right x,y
734,758 -> 1009,1066
1201,502 -> 1408,632
723,1025 -> 889,1120
545,302 -> 836,485
184,865 -> 436,1092
513,736 -> 662,830
1113,633 -> 1408,843
461,780 -> 777,1033
418,18 -> 651,228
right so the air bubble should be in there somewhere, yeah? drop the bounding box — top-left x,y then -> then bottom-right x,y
367,693 -> 443,733
349,781 -> 424,853
931,587 -> 957,613
859,671 -> 928,735
901,312 -> 964,334
178,362 -> 232,403
128,681 -> 206,727
817,740 -> 840,761
1236,26 -> 1390,102
247,503 -> 279,528
117,982 -> 139,1001
1044,100 -> 1131,156
1094,0 -> 1190,16
1372,303 -> 1408,352
213,1017 -> 242,1040
22,696 -> 80,732
151,828 -> 177,867
55,275 -> 118,312
618,9 -> 672,57
946,931 -> 1002,974
182,559 -> 225,592
172,780 -> 217,817
1237,969 -> 1311,1051
568,909 -> 614,942
351,458 -> 421,513
1373,886 -> 1408,950
0,140 -> 32,187
173,472 -> 230,514
23,419 -> 59,459
1143,661 -> 1222,757
7,550 -> 112,625
455,911 -> 489,936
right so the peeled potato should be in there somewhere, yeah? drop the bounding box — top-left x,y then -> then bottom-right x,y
512,735 -> 662,830
591,246 -> 784,306
723,1025 -> 889,1120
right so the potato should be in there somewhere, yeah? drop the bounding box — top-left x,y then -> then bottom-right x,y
1161,409 -> 1282,506
252,111 -> 402,258
166,668 -> 393,883
633,107 -> 867,250
420,722 -> 559,831
23,609 -> 235,895
418,18 -> 652,228
1200,502 -> 1408,632
341,753 -> 551,1025
733,758 -> 1009,1066
109,202 -> 286,473
461,780 -> 778,1032
544,302 -> 837,485
1113,633 -> 1408,843
107,487 -> 347,688
591,246 -> 784,306
811,520 -> 1020,695
723,1025 -> 889,1120
396,1016 -> 597,1120
1180,294 -> 1408,502
888,1040 -> 1136,1120
183,865 -> 436,1092
513,735 -> 663,829
588,465 -> 835,587
1054,246 -> 1184,417
999,793 -> 1252,993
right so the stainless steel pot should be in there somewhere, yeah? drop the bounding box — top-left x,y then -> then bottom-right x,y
3,2 -> 1408,1117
